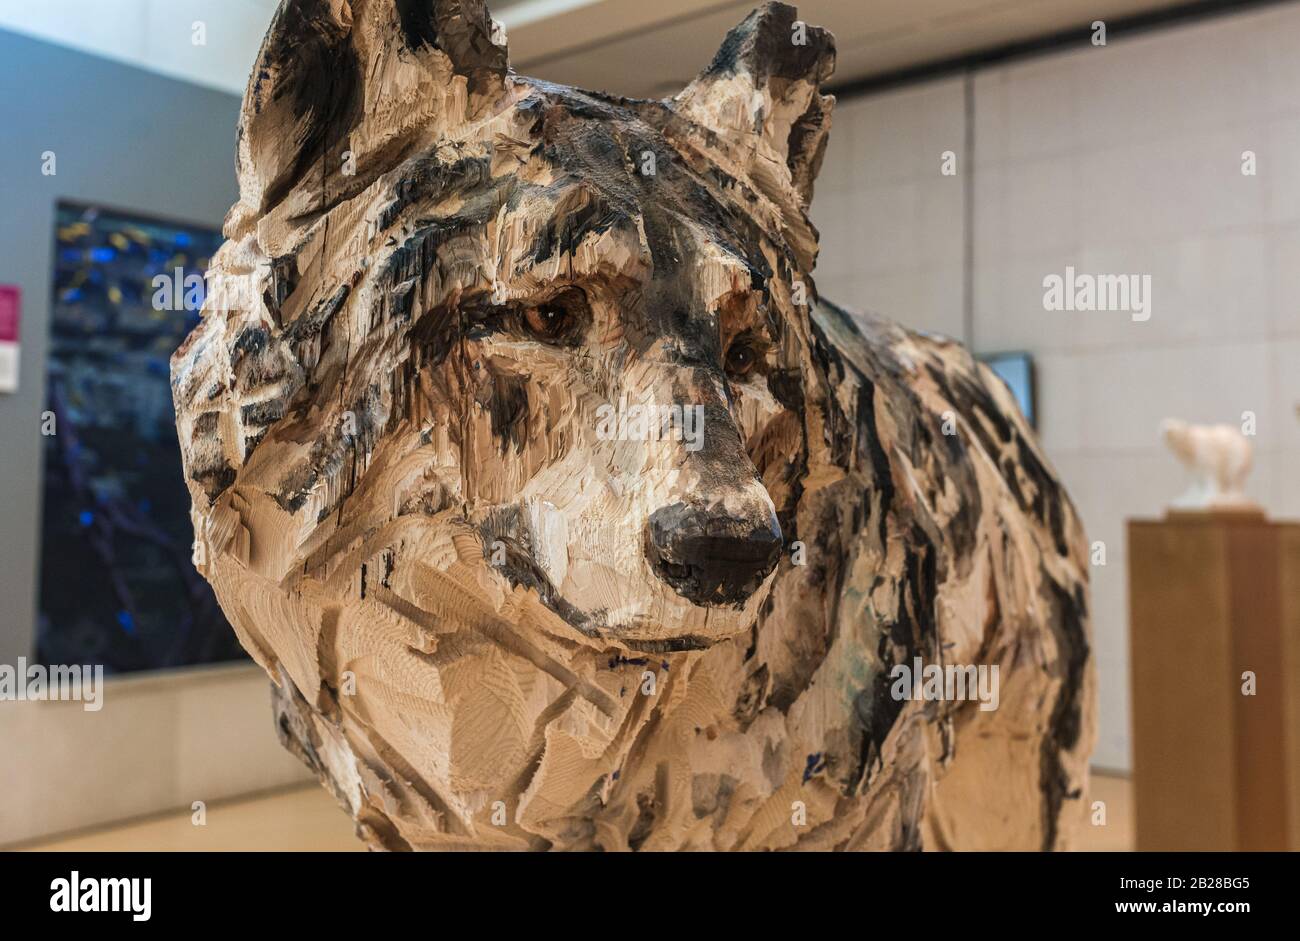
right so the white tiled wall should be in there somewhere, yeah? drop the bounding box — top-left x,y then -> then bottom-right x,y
811,3 -> 1300,772
814,78 -> 968,340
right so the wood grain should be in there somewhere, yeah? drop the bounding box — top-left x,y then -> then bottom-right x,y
172,0 -> 1095,851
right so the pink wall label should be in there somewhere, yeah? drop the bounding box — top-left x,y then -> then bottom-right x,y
0,285 -> 20,392
0,285 -> 19,343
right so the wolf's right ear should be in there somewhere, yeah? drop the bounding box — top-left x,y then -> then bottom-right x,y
674,3 -> 833,205
233,0 -> 509,237
671,3 -> 833,270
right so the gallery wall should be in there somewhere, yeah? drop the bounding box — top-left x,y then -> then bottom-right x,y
0,30 -> 311,845
811,1 -> 1300,771
0,0 -> 273,96
0,28 -> 241,665
3,2 -> 1296,815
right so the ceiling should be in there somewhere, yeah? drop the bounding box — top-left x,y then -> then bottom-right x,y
0,0 -> 1239,98
509,0 -> 1195,98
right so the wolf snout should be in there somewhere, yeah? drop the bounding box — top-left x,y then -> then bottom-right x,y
645,500 -> 783,607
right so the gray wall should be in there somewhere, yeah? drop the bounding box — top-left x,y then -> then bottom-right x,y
0,29 -> 241,665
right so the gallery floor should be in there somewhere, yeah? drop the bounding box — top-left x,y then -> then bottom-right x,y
13,772 -> 1135,852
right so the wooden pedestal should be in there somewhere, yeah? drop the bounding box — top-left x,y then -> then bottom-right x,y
1128,513 -> 1300,851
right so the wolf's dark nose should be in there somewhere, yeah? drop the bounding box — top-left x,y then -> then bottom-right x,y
645,501 -> 783,606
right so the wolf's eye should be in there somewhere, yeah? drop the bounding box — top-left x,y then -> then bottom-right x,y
724,338 -> 761,380
520,288 -> 587,345
525,304 -> 569,337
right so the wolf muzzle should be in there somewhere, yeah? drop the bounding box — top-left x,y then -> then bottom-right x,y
644,500 -> 782,606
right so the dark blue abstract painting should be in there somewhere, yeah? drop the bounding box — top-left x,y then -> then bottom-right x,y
38,202 -> 244,674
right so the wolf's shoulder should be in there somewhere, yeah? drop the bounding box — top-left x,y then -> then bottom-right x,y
810,296 -> 968,387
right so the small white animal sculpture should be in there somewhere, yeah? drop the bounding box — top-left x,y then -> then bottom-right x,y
1160,419 -> 1256,510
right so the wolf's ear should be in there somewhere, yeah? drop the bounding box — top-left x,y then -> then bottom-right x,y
234,0 -> 509,235
674,2 -> 834,208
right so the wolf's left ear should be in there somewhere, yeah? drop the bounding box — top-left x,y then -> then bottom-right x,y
232,0 -> 510,242
674,2 -> 834,208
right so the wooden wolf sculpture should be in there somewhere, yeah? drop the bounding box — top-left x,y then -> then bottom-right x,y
172,0 -> 1094,850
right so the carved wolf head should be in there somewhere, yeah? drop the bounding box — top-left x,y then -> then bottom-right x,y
175,0 -> 837,646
